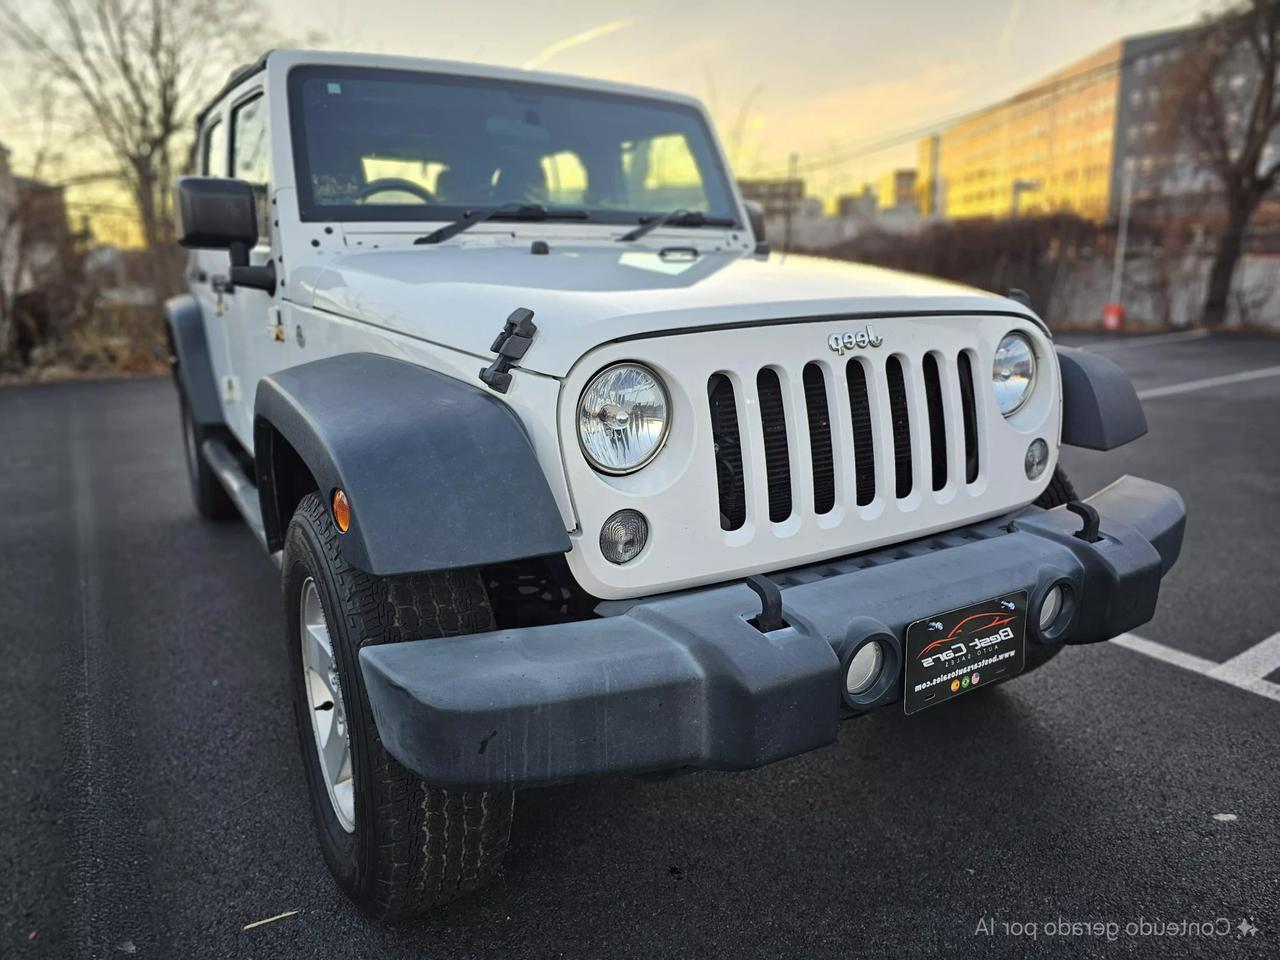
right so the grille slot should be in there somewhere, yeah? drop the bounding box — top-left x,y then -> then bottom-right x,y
707,374 -> 746,530
846,359 -> 876,506
922,353 -> 948,491
885,356 -> 913,499
957,351 -> 980,483
802,364 -> 836,515
756,368 -> 793,523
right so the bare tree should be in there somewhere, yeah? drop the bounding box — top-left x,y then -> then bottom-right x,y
1157,0 -> 1280,326
0,0 -> 272,295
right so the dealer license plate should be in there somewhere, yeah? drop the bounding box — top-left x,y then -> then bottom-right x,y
903,591 -> 1027,715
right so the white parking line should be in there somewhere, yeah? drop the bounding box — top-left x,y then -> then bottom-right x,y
1211,632 -> 1280,684
1078,329 -> 1212,351
1110,632 -> 1280,703
1136,364 -> 1280,401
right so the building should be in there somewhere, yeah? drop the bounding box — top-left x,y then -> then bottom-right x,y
13,176 -> 73,285
911,26 -> 1271,223
737,178 -> 806,219
0,143 -> 74,295
0,142 -> 19,299
917,135 -> 942,216
875,169 -> 918,212
836,186 -> 877,219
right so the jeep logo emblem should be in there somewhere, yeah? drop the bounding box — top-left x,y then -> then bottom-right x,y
827,324 -> 883,355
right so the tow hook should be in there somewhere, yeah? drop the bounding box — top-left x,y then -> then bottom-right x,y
1066,500 -> 1103,543
745,574 -> 787,632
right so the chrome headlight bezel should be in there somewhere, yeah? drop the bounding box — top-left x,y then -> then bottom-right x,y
576,362 -> 672,475
993,332 -> 1037,417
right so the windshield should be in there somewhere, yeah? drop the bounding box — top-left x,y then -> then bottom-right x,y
287,66 -> 739,226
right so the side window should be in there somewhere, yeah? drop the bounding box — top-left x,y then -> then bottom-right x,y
620,133 -> 710,211
540,151 -> 588,205
231,94 -> 270,238
201,118 -> 226,177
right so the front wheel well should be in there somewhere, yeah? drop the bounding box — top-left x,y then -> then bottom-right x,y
255,419 -> 319,552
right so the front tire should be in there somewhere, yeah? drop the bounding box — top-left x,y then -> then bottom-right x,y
1033,465 -> 1078,510
282,492 -> 513,921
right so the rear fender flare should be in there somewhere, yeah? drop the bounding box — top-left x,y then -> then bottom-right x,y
164,295 -> 223,426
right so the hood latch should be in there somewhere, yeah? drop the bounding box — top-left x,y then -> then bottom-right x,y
479,307 -> 537,394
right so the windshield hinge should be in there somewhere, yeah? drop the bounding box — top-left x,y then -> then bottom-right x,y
479,307 -> 537,394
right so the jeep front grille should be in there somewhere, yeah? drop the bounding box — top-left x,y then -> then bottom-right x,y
707,349 -> 983,526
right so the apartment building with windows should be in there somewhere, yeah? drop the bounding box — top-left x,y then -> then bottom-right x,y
910,27 -> 1265,223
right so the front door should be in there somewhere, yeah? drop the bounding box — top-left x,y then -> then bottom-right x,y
221,89 -> 284,448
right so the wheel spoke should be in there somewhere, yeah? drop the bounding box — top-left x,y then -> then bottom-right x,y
303,623 -> 332,674
321,708 -> 348,775
298,575 -> 355,833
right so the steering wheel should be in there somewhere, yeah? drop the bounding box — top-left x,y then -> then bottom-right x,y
355,178 -> 436,204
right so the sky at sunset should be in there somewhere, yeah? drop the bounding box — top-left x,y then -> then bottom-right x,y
1,0 -> 1221,244
283,0 -> 1218,193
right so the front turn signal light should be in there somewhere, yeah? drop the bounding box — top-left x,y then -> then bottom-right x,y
332,488 -> 351,533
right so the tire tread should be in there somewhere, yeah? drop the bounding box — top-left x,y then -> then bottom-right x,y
287,493 -> 513,922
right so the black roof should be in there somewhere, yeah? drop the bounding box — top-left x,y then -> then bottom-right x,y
193,51 -> 272,129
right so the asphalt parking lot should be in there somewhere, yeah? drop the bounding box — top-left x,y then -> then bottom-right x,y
3,330 -> 1278,958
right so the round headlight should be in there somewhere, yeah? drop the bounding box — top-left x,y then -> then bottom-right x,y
577,363 -> 670,474
993,333 -> 1036,416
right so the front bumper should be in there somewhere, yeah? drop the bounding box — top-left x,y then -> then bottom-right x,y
360,475 -> 1185,790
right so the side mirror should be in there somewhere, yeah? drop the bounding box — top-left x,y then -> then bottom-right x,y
743,199 -> 769,255
174,177 -> 276,293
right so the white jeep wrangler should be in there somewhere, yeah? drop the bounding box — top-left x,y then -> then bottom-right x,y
168,50 -> 1185,920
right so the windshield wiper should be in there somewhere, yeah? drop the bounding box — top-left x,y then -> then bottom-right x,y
617,208 -> 738,243
414,203 -> 589,245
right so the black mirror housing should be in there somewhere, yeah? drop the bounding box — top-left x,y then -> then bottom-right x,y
175,177 -> 276,293
742,199 -> 769,255
174,177 -> 259,250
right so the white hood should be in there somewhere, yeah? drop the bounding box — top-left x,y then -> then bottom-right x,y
306,244 -> 1036,378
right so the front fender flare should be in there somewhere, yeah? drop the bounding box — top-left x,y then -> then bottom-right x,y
255,353 -> 570,575
1056,346 -> 1148,450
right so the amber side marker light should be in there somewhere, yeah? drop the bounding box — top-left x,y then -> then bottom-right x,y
332,489 -> 351,532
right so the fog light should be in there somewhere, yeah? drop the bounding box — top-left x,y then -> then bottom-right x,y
1039,585 -> 1063,631
845,641 -> 885,696
1025,438 -> 1049,480
600,509 -> 648,564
